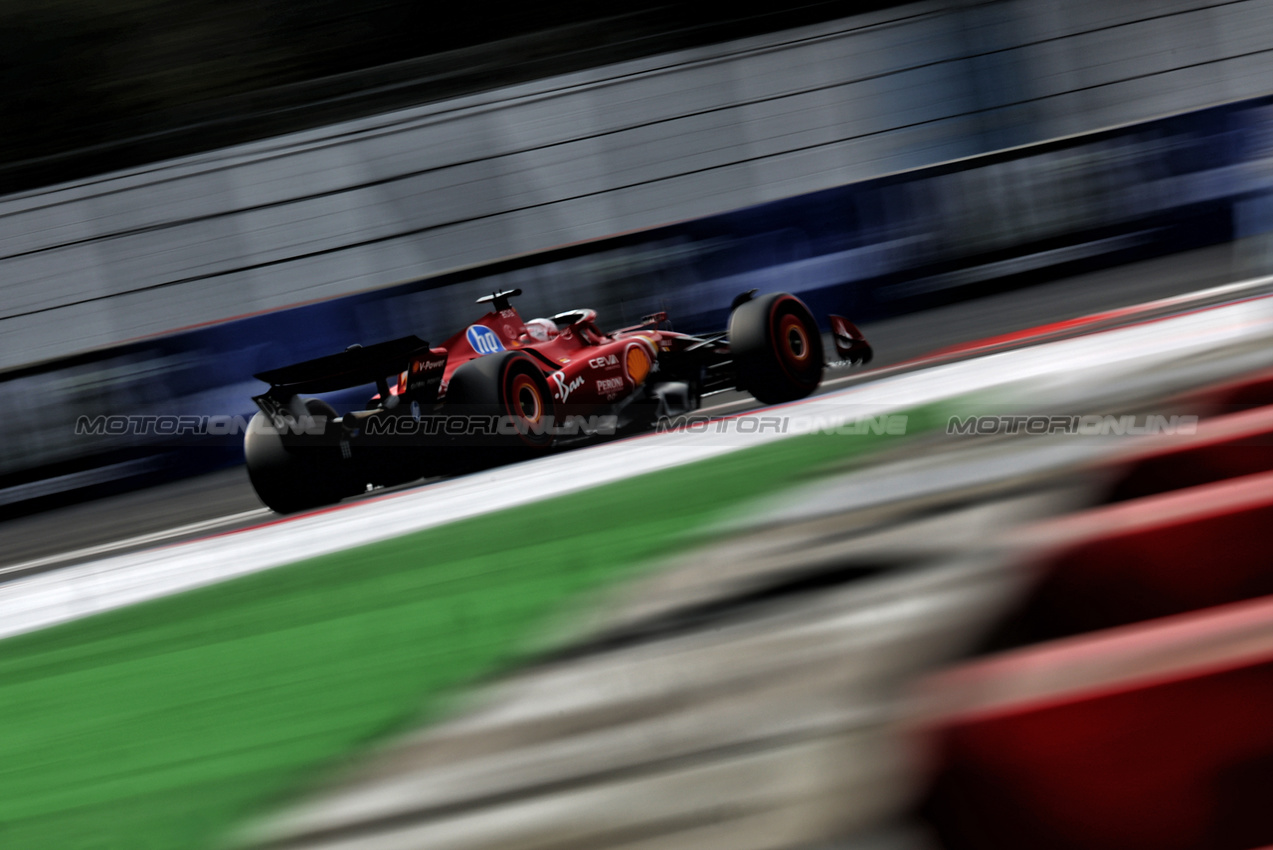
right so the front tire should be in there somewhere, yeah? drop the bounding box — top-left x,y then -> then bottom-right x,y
729,292 -> 824,405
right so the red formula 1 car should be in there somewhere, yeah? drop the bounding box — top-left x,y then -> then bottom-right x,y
245,289 -> 872,512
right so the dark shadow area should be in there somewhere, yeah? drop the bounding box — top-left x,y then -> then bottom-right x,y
0,1 -> 904,194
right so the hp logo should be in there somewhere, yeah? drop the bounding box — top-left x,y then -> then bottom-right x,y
465,325 -> 506,355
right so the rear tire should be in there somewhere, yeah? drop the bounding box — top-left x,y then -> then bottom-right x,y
244,398 -> 347,513
441,352 -> 555,472
729,292 -> 824,405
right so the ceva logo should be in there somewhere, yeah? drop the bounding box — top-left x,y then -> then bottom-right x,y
466,325 -> 505,355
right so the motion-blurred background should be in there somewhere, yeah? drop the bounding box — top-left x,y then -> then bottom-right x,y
4,3 -> 1273,850
4,0 -> 1273,509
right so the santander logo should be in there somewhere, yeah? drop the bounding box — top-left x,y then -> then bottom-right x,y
550,370 -> 585,402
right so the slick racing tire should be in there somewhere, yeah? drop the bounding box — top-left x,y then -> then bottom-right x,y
442,352 -> 556,471
729,292 -> 824,405
244,398 -> 347,514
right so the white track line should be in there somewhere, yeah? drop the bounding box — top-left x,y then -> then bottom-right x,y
0,509 -> 271,579
1,292 -> 1272,641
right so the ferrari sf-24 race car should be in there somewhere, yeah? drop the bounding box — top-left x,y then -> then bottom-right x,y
245,289 -> 872,512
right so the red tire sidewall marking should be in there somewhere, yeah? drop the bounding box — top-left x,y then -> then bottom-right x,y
509,372 -> 542,426
502,360 -> 550,445
769,298 -> 817,386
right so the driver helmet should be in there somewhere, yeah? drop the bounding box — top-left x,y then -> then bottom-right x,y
524,317 -> 559,342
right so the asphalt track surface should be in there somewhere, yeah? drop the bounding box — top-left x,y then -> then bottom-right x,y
1,243 -> 1259,577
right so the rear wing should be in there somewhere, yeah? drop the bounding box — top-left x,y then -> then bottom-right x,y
252,335 -> 449,423
254,336 -> 432,395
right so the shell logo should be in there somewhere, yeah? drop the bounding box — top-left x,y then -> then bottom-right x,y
625,344 -> 652,385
